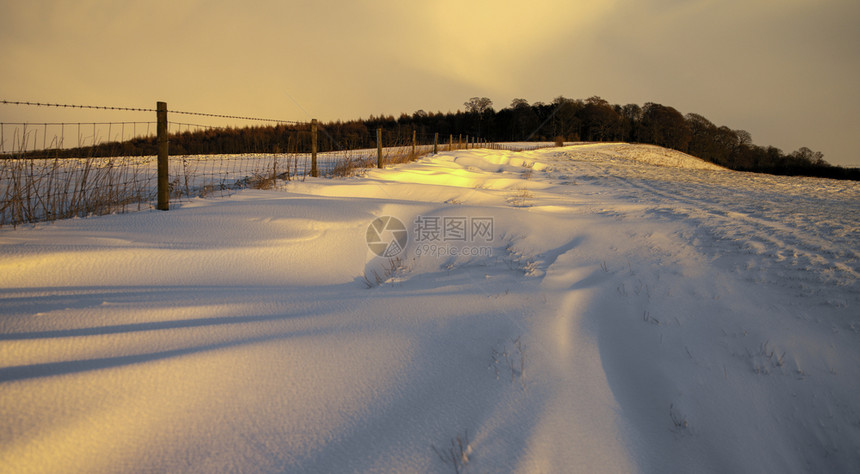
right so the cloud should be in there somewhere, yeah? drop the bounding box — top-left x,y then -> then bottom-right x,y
368,0 -> 618,96
1,0 -> 858,165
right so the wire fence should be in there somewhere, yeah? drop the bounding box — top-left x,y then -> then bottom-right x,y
0,100 -> 515,228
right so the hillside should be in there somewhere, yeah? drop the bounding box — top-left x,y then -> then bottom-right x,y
566,142 -> 727,170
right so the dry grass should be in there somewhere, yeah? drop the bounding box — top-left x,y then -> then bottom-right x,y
330,154 -> 374,178
1,156 -> 154,228
361,257 -> 403,288
490,336 -> 526,389
432,431 -> 472,474
508,187 -> 534,207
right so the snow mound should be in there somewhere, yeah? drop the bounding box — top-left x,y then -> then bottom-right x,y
564,142 -> 727,170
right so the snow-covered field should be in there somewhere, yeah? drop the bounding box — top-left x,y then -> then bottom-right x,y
1,143 -> 858,473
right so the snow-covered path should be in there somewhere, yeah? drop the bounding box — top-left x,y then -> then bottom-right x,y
2,144 -> 858,472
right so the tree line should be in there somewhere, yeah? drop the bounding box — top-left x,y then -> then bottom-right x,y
452,96 -> 855,180
16,95 -> 858,180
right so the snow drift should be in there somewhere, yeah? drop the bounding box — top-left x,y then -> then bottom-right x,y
1,143 -> 858,473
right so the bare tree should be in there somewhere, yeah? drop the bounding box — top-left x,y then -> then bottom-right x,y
463,97 -> 494,138
509,98 -> 530,109
464,97 -> 493,115
734,129 -> 752,146
791,147 -> 826,166
508,99 -> 538,139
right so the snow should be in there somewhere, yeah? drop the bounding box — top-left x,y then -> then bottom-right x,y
1,142 -> 859,472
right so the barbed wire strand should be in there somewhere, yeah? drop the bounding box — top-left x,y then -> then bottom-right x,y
1,121 -> 157,126
1,100 -> 302,124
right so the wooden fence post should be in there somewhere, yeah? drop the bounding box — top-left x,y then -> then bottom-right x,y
466,135 -> 470,150
157,101 -> 169,211
311,119 -> 318,177
377,128 -> 383,168
412,129 -> 416,158
434,132 -> 438,154
449,134 -> 453,151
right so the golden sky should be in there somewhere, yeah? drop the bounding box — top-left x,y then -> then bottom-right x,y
1,0 -> 858,166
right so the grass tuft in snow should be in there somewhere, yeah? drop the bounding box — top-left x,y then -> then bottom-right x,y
643,310 -> 660,325
361,257 -> 403,288
490,336 -> 526,390
669,403 -> 689,431
234,172 -> 279,190
432,430 -> 472,474
330,153 -> 373,178
749,341 -> 787,375
520,161 -> 534,180
507,187 -> 533,207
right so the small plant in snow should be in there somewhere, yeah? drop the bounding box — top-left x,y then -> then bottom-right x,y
669,403 -> 688,431
521,260 -> 540,277
634,279 -> 650,299
236,172 -> 277,190
504,245 -> 541,277
748,341 -> 786,374
361,257 -> 403,288
490,336 -> 526,389
643,310 -> 660,325
520,162 -> 534,180
432,430 -> 472,474
508,187 -> 533,207
331,154 -> 373,177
